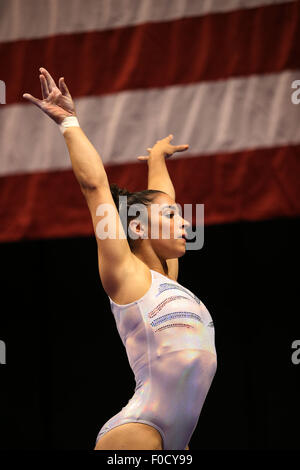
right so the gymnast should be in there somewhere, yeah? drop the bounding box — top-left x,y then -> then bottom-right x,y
23,68 -> 217,450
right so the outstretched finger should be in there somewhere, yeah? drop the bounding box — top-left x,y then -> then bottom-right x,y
39,67 -> 56,92
22,93 -> 43,108
176,144 -> 189,152
137,156 -> 149,160
40,74 -> 49,99
59,77 -> 71,97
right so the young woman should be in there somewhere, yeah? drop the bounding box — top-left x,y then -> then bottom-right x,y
23,68 -> 217,451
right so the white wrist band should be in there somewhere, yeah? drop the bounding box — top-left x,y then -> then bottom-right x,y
59,116 -> 80,134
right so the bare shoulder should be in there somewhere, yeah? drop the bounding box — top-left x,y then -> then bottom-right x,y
104,254 -> 152,305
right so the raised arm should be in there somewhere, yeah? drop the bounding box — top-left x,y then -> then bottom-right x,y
23,67 -> 107,189
137,134 -> 189,199
23,68 -> 135,295
137,134 -> 189,280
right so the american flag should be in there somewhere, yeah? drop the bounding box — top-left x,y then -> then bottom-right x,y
0,0 -> 299,242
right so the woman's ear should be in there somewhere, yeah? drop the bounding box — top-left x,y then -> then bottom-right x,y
128,219 -> 147,240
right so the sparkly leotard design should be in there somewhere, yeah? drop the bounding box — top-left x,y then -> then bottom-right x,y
95,269 -> 217,450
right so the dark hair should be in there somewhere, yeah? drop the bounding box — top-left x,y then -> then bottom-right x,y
110,183 -> 165,249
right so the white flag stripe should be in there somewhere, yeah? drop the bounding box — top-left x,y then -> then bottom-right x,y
0,0 -> 295,43
0,69 -> 299,176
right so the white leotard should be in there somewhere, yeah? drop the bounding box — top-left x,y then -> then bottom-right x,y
95,269 -> 217,450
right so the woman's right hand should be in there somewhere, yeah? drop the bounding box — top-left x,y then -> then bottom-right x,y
23,67 -> 76,124
137,134 -> 189,160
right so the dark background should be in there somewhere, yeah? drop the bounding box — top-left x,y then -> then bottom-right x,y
0,216 -> 299,450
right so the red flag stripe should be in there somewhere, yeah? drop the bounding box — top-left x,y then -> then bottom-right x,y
1,1 -> 299,105
0,145 -> 299,243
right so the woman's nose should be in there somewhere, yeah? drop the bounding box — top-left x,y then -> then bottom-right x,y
182,217 -> 191,228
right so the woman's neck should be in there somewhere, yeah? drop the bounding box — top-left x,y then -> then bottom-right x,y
132,247 -> 169,278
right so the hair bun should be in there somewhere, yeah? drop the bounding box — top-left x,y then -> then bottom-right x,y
110,183 -> 132,209
110,183 -> 131,197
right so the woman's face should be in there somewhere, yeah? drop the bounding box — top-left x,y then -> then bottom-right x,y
145,192 -> 190,259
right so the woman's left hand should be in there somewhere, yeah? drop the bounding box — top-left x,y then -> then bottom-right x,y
137,134 -> 189,161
